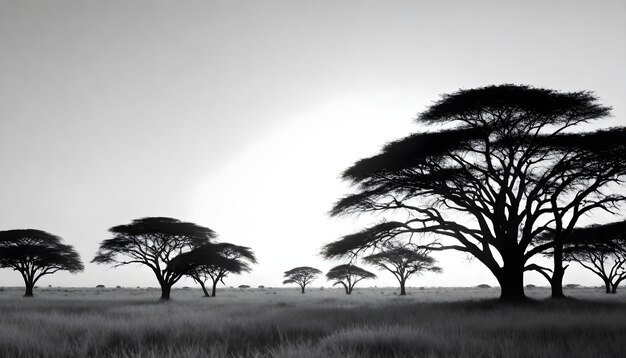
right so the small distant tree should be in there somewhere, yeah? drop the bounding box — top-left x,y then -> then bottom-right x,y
0,229 -> 83,297
283,266 -> 322,294
326,264 -> 376,294
92,217 -> 216,300
563,221 -> 626,294
363,244 -> 441,295
169,243 -> 256,297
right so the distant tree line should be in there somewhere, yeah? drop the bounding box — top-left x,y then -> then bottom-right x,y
282,251 -> 439,295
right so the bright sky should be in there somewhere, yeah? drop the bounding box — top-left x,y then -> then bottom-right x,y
1,0 -> 625,289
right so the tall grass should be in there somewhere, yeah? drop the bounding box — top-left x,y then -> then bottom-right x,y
0,287 -> 624,357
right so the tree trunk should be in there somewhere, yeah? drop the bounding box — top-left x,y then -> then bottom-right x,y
199,282 -> 210,297
550,265 -> 566,299
605,280 -> 612,294
550,246 -> 566,299
346,285 -> 352,295
497,264 -> 526,302
300,285 -> 305,294
160,284 -> 172,300
399,279 -> 407,296
24,282 -> 34,297
212,280 -> 218,297
611,283 -> 618,294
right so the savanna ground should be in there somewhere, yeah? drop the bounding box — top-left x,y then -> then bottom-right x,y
1,286 -> 625,357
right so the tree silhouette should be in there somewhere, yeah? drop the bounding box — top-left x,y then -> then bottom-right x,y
0,229 -> 83,297
169,243 -> 256,297
325,84 -> 626,301
282,266 -> 322,294
92,217 -> 216,300
561,221 -> 626,294
326,264 -> 376,294
363,243 -> 441,295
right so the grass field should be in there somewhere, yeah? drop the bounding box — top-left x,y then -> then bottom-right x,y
1,286 -> 625,357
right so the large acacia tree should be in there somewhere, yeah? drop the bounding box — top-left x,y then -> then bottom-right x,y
363,243 -> 441,295
0,229 -> 83,297
325,85 -> 626,301
169,243 -> 256,297
92,217 -> 216,300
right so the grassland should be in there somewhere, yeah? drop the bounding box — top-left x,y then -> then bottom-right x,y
1,286 -> 625,357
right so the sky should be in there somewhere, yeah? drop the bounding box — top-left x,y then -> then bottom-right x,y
1,0 -> 625,290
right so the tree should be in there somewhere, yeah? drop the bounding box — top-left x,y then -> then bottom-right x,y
282,266 -> 322,294
562,221 -> 626,294
363,243 -> 441,295
169,243 -> 256,297
326,264 -> 376,294
0,229 -> 83,297
92,217 -> 216,300
325,84 -> 626,301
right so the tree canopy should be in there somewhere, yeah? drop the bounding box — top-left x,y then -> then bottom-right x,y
363,243 -> 441,295
92,217 -> 216,300
169,243 -> 256,297
283,266 -> 322,294
560,221 -> 626,293
0,229 -> 83,297
325,84 -> 626,301
326,264 -> 376,294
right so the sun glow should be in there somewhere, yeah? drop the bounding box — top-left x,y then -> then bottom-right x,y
185,93 -> 427,287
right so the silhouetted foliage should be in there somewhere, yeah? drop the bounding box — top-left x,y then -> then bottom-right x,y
92,217 -> 216,300
169,243 -> 256,297
561,221 -> 626,294
325,84 -> 626,301
364,243 -> 441,295
0,229 -> 83,297
282,266 -> 322,294
326,264 -> 376,294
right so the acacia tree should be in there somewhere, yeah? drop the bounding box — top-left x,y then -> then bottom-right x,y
169,243 -> 256,297
282,266 -> 322,294
326,264 -> 376,294
562,221 -> 626,294
92,217 -> 216,300
0,229 -> 83,297
525,130 -> 626,298
325,85 -> 626,301
363,243 -> 441,295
